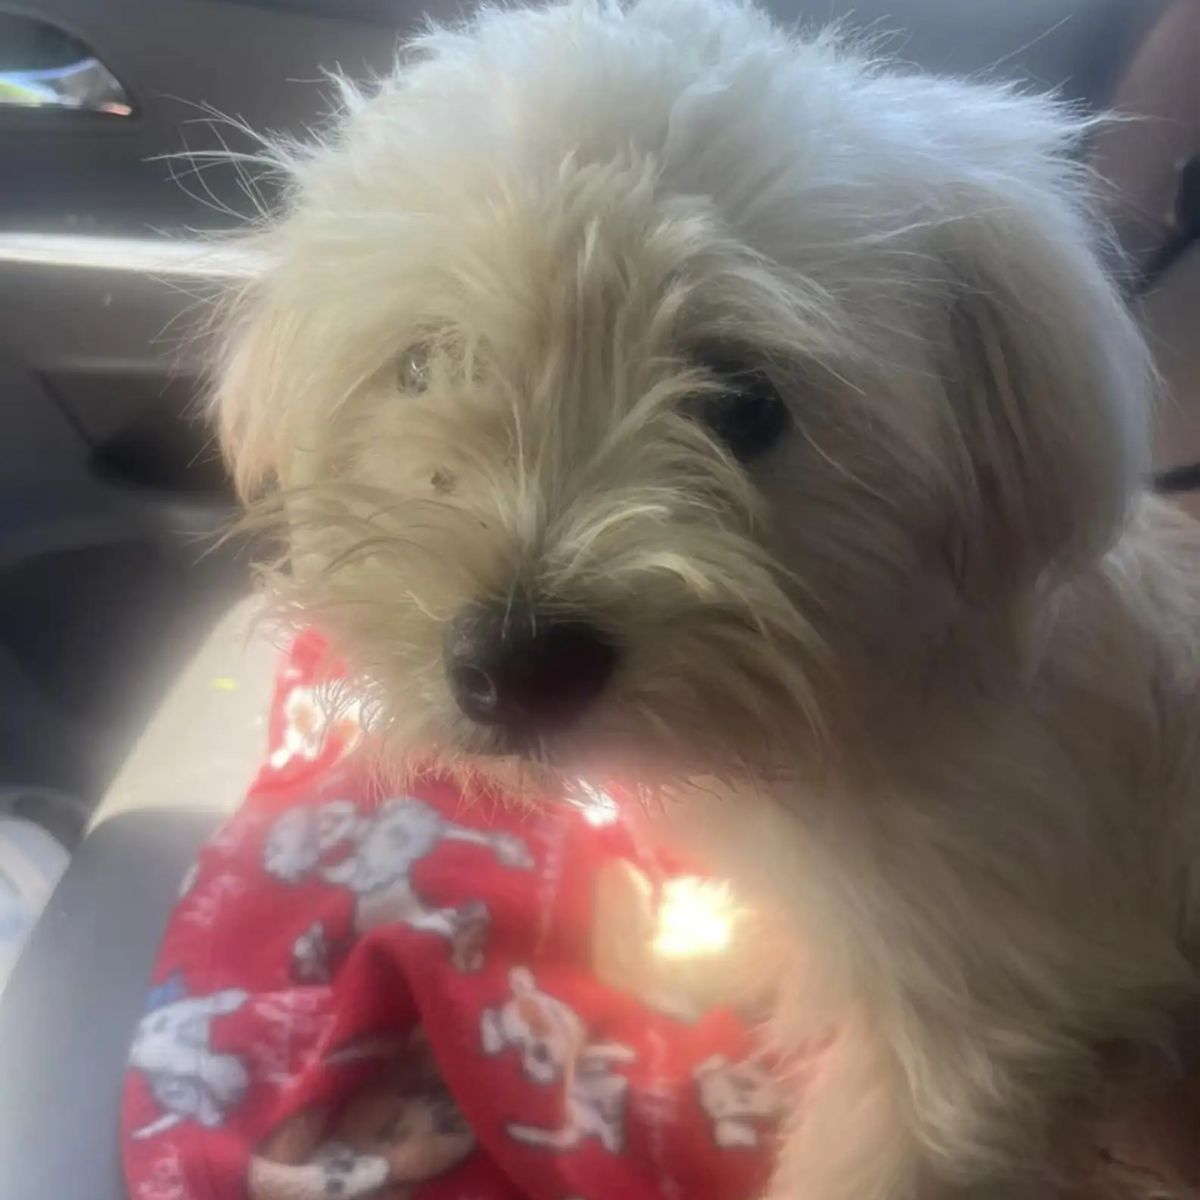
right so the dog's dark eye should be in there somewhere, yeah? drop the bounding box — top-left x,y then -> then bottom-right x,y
398,345 -> 429,393
687,360 -> 789,463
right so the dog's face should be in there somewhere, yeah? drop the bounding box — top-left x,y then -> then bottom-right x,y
217,0 -> 1152,787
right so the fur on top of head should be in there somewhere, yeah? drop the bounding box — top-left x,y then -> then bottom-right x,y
214,0 -> 1153,785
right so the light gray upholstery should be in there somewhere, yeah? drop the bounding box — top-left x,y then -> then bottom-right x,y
0,810 -> 219,1200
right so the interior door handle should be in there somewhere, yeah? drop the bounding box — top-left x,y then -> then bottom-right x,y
0,12 -> 132,117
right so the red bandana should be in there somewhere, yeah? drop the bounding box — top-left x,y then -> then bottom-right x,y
122,631 -> 783,1200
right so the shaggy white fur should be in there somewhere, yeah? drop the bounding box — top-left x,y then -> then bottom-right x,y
213,2 -> 1200,1197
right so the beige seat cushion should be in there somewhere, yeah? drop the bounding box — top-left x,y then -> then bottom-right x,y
90,596 -> 281,830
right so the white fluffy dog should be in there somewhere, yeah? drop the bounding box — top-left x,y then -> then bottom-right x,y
213,1 -> 1200,1197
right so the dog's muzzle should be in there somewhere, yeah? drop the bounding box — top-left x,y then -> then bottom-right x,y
443,599 -> 617,744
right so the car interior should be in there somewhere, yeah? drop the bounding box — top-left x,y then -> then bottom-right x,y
0,1 -> 1196,1196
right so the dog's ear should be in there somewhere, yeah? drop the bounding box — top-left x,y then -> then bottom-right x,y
933,121 -> 1155,603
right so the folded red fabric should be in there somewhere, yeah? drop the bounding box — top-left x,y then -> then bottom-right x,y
122,631 -> 782,1200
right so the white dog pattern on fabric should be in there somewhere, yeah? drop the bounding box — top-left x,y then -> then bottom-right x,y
693,1054 -> 781,1149
268,684 -> 363,771
263,797 -> 534,971
481,967 -> 635,1153
290,920 -> 337,983
129,975 -> 250,1140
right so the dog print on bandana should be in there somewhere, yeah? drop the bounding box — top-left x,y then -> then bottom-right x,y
122,631 -> 785,1200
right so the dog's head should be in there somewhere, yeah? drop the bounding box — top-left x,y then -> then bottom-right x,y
215,0 -> 1153,786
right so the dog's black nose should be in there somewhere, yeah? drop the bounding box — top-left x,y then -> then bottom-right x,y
444,601 -> 617,737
